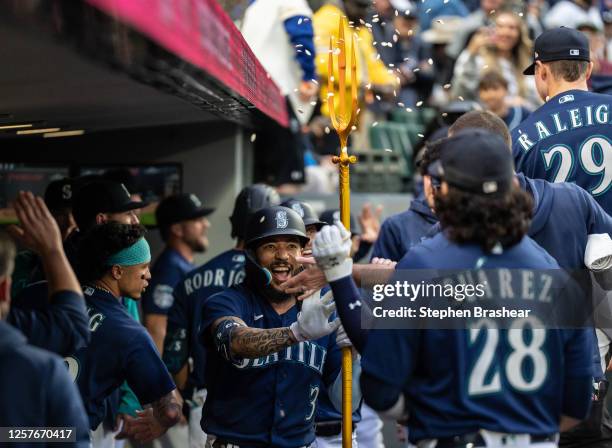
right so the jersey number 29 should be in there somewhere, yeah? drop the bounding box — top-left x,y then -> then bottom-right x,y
542,136 -> 612,195
468,317 -> 547,396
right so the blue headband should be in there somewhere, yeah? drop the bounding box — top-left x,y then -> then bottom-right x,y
106,238 -> 151,266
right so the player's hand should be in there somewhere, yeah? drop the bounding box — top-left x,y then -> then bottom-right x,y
359,203 -> 383,244
114,414 -> 137,440
371,257 -> 397,268
335,323 -> 352,348
281,258 -> 327,299
299,80 -> 319,101
290,290 -> 341,341
7,191 -> 63,256
313,222 -> 353,282
129,408 -> 168,443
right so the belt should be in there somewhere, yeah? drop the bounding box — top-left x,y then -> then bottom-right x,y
433,433 -> 557,447
315,421 -> 357,438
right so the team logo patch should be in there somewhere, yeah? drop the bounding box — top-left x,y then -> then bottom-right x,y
275,210 -> 288,229
559,94 -> 574,104
153,284 -> 175,309
291,203 -> 305,217
189,194 -> 202,207
84,287 -> 95,296
232,254 -> 245,263
570,49 -> 579,56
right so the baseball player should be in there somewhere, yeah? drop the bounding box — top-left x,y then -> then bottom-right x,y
199,205 -> 360,447
0,225 -> 89,446
6,191 -> 89,357
513,27 -> 612,214
163,184 -> 279,447
67,222 -> 181,445
313,130 -> 595,445
142,193 -> 213,353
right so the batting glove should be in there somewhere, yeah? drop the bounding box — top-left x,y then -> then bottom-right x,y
335,323 -> 352,348
313,222 -> 353,282
290,290 -> 341,342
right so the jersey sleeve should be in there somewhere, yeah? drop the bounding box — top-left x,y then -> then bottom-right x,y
142,265 -> 181,316
7,289 -> 90,356
200,289 -> 248,336
580,186 -> 612,235
564,328 -> 598,379
123,331 -> 176,405
163,281 -> 191,374
46,356 -> 90,447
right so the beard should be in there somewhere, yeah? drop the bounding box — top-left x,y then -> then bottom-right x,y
186,236 -> 208,253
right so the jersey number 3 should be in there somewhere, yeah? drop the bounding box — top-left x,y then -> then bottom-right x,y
468,317 -> 548,396
542,136 -> 612,195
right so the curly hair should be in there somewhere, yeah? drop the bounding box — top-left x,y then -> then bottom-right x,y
435,185 -> 533,252
77,222 -> 147,283
418,138 -> 445,177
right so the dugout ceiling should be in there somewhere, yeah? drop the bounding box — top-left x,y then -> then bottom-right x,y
0,0 -> 287,153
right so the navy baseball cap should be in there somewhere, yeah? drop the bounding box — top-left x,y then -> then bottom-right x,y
320,209 -> 361,236
523,27 -> 590,75
44,178 -> 73,211
155,193 -> 214,229
429,130 -> 514,196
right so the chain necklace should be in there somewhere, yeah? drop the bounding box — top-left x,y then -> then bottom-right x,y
88,282 -> 115,296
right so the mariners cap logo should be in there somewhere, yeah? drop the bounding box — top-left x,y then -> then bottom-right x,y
189,194 -> 202,207
570,49 -> 579,56
84,286 -> 95,296
291,203 -> 304,217
275,210 -> 288,229
534,51 -> 539,59
62,184 -> 72,200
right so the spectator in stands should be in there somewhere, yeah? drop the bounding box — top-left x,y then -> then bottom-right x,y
241,0 -> 318,192
422,16 -> 464,106
370,0 -> 396,65
416,0 -> 469,31
578,22 -> 612,75
446,0 -> 505,60
478,71 -> 531,130
392,2 -> 435,106
452,8 -> 540,108
545,0 -> 604,31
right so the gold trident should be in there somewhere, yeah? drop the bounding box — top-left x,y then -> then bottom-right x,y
327,16 -> 358,448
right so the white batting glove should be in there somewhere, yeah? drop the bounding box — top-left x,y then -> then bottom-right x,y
313,222 -> 353,282
335,323 -> 352,348
290,290 -> 341,342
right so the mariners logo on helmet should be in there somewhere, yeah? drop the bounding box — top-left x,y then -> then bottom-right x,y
275,210 -> 288,229
189,194 -> 202,207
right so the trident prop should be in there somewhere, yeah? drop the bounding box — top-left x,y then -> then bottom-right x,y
327,16 -> 358,448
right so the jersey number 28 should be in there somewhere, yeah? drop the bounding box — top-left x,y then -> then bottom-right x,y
542,135 -> 612,195
468,317 -> 547,396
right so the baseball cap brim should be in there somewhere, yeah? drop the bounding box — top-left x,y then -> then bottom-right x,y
523,62 -> 536,76
112,200 -> 150,213
303,218 -> 327,230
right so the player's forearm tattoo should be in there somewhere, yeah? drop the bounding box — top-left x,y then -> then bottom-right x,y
231,327 -> 297,358
152,392 -> 181,428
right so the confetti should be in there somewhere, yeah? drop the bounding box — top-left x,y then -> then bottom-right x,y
416,101 -> 423,107
458,96 -> 464,101
428,58 -> 434,65
426,8 -> 431,13
518,12 -> 524,17
444,0 -> 449,3
373,122 -> 379,127
395,9 -> 398,16
260,216 -> 266,223
365,83 -> 372,89
443,83 -> 451,89
393,34 -> 399,42
372,17 -> 380,23
310,101 -> 317,106
405,107 -> 413,112
385,148 -> 393,152
389,63 -> 395,67
250,133 -> 257,142
298,18 -> 303,25
356,108 -> 361,115
327,92 -> 335,97
325,126 -> 331,134
359,18 -> 366,25
312,79 -> 319,85
490,9 -> 496,14
436,19 -> 444,24
305,49 -> 311,56
393,90 -> 397,97
418,133 -> 425,138
398,102 -> 405,107
351,125 -> 357,131
404,57 -> 411,61
442,112 -> 448,117
413,67 -> 420,72
375,95 -> 381,101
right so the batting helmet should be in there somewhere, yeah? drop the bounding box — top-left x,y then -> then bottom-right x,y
245,206 -> 309,249
280,199 -> 326,230
230,184 -> 280,240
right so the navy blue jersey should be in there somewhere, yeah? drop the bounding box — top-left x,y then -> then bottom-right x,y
164,249 -> 245,388
512,90 -> 612,213
142,248 -> 194,316
200,285 -> 342,447
67,286 -> 175,429
503,105 -> 531,131
0,321 -> 90,447
371,194 -> 438,262
8,287 -> 89,357
363,233 -> 593,441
